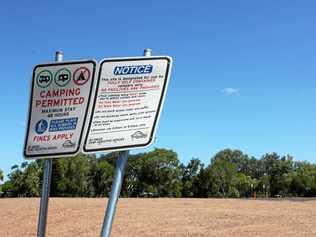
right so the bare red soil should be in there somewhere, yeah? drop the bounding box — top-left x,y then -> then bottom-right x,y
0,198 -> 315,236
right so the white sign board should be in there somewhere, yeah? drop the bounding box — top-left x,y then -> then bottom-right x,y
24,60 -> 96,159
84,56 -> 172,152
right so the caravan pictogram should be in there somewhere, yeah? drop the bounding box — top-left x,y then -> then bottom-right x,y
54,68 -> 71,87
36,70 -> 53,88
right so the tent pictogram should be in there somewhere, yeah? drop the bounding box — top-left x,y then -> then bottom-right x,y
73,67 -> 90,86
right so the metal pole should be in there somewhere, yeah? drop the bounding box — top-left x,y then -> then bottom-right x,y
37,51 -> 63,237
143,48 -> 152,57
55,51 -> 63,62
101,49 -> 152,237
101,151 -> 129,237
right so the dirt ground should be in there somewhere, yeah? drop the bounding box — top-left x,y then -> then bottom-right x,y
0,198 -> 315,237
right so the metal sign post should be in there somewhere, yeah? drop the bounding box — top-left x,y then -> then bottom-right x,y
100,150 -> 129,237
37,158 -> 52,237
37,51 -> 63,237
100,49 -> 153,237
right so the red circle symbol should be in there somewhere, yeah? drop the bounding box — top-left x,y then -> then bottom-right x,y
73,67 -> 90,86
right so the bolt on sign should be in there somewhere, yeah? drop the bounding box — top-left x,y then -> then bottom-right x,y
84,56 -> 173,153
24,60 -> 97,159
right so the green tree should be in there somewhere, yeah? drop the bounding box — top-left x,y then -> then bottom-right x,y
50,154 -> 95,197
51,158 -> 68,196
6,162 -> 42,197
7,164 -> 25,197
21,162 -> 41,196
291,161 -> 316,196
122,153 -> 142,197
123,148 -> 182,197
212,149 -> 251,175
0,181 -> 13,197
232,173 -> 254,197
194,166 -> 214,197
65,154 -> 94,197
262,153 -> 294,197
0,169 -> 3,182
210,158 -> 237,197
91,160 -> 114,197
0,169 -> 3,196
180,158 -> 204,197
2,148 -> 316,198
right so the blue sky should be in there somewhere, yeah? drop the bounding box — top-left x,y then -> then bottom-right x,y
1,0 -> 316,177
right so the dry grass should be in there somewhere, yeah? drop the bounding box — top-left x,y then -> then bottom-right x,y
0,198 -> 316,236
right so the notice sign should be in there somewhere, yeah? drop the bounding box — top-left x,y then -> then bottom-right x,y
84,56 -> 172,152
24,60 -> 96,159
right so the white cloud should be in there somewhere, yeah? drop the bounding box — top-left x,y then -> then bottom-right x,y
221,88 -> 240,96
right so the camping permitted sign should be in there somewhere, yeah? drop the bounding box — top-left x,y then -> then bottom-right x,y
84,56 -> 172,153
24,60 -> 96,159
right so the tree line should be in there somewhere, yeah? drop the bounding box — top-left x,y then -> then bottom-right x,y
0,148 -> 316,198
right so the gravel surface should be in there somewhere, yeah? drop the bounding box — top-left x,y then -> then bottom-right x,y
0,198 -> 315,236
